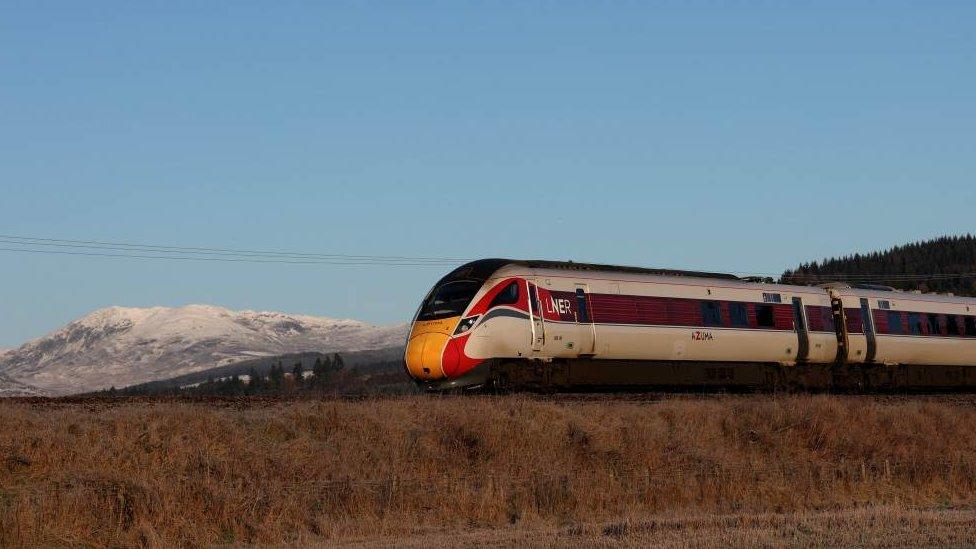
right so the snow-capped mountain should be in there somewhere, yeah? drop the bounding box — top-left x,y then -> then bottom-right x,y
0,305 -> 408,395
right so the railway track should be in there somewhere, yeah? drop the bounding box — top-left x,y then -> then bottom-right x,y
10,390 -> 976,409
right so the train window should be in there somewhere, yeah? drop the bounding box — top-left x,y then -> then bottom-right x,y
756,304 -> 775,328
701,301 -> 722,326
908,313 -> 922,335
575,289 -> 590,323
821,308 -> 835,332
947,315 -> 961,336
729,302 -> 749,327
927,314 -> 942,336
488,282 -> 520,308
878,300 -> 891,310
966,317 -> 976,337
416,280 -> 482,321
762,292 -> 782,303
887,312 -> 904,335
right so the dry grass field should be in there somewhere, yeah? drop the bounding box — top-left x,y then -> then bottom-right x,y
2,394 -> 976,546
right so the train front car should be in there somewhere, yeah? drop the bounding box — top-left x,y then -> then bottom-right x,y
405,259 -> 511,390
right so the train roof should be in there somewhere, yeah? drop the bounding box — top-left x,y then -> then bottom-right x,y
507,259 -> 742,280
823,283 -> 976,304
446,258 -> 740,282
442,259 -> 976,305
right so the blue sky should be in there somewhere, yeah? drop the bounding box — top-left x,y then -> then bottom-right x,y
1,2 -> 974,346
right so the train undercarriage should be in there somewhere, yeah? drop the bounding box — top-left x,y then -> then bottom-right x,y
420,358 -> 976,393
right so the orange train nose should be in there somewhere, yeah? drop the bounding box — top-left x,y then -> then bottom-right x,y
404,316 -> 459,380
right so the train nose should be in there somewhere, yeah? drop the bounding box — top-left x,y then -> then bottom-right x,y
404,317 -> 458,380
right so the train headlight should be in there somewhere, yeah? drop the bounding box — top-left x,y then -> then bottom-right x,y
454,315 -> 480,335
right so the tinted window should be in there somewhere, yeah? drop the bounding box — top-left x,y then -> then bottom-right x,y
947,315 -> 961,336
928,314 -> 942,335
822,308 -> 836,332
488,282 -> 520,308
756,304 -> 775,328
575,289 -> 590,323
966,316 -> 976,337
908,313 -> 922,335
416,280 -> 481,321
701,301 -> 722,326
729,302 -> 749,327
887,311 -> 904,335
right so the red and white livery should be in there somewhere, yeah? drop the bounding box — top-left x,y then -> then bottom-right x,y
405,260 -> 976,391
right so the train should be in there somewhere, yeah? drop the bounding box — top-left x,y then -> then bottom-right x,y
404,259 -> 976,391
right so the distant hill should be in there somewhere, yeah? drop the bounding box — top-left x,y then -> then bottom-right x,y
782,234 -> 976,295
0,304 -> 408,395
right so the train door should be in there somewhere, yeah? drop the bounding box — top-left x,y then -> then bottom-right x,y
829,290 -> 867,363
575,283 -> 596,355
828,290 -> 849,363
860,298 -> 877,363
527,280 -> 545,352
792,297 -> 810,361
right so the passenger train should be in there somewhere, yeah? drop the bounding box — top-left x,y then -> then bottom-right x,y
404,259 -> 976,391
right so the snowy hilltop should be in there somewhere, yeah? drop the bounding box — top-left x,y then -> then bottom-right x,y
0,304 -> 408,395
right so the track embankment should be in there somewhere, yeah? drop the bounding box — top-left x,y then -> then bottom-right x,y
2,394 -> 975,546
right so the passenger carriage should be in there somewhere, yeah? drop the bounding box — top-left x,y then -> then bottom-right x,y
405,259 -> 976,391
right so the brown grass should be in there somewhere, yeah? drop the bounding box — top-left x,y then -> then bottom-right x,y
351,506 -> 976,547
1,394 -> 976,546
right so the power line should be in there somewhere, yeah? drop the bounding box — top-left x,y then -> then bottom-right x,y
0,234 -> 471,264
0,246 -> 468,266
2,233 -> 975,283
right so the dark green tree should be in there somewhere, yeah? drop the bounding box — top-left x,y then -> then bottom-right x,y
292,361 -> 305,387
269,361 -> 284,390
312,356 -> 326,383
246,367 -> 263,394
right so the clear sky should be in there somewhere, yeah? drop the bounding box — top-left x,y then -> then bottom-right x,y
1,2 -> 974,347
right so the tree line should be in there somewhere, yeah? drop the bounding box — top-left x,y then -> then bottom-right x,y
781,234 -> 976,296
100,354 -> 358,397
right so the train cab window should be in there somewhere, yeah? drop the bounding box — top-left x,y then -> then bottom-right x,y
756,304 -> 776,328
416,280 -> 482,321
887,311 -> 904,335
927,314 -> 942,336
488,282 -> 520,308
729,302 -> 749,327
946,315 -> 961,336
701,301 -> 722,326
908,313 -> 923,335
966,316 -> 976,337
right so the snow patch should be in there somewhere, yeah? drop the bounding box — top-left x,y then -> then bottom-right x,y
0,304 -> 408,396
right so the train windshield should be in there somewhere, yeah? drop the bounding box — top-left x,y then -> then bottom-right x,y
417,280 -> 481,321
